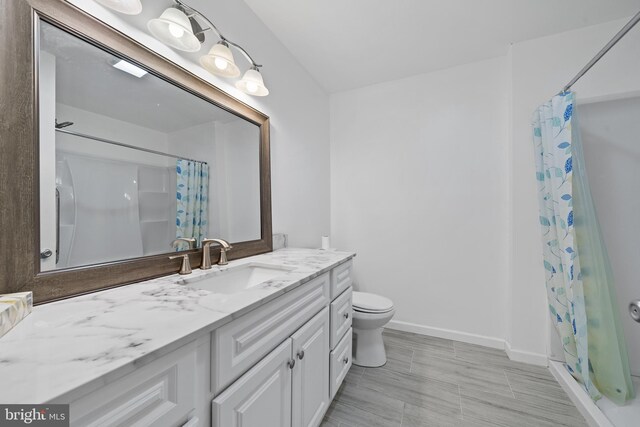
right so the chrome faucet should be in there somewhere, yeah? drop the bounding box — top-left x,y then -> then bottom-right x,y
169,237 -> 196,275
201,238 -> 233,268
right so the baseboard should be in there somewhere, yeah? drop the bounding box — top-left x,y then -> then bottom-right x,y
386,320 -> 548,367
504,341 -> 548,366
386,320 -> 505,349
549,360 -> 612,427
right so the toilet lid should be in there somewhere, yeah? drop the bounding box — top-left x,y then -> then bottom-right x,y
352,292 -> 394,313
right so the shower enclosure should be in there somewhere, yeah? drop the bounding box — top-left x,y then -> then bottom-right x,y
579,95 -> 640,426
547,94 -> 640,427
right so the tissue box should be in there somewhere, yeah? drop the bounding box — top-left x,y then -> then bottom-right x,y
0,292 -> 33,338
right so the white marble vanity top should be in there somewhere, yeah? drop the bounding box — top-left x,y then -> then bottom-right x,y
0,248 -> 355,404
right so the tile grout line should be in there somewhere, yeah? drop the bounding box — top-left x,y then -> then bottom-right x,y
504,370 -> 516,399
457,384 -> 465,421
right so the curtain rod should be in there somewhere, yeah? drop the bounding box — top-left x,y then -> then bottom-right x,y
561,10 -> 640,93
55,128 -> 207,164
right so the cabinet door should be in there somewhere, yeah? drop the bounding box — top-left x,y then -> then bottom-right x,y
212,339 -> 293,427
291,307 -> 330,427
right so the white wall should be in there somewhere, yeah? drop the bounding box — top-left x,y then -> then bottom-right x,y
330,57 -> 509,343
68,0 -> 330,248
508,17 -> 640,359
214,120 -> 262,243
167,119 -> 261,243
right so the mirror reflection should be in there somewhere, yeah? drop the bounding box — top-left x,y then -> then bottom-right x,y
38,21 -> 261,272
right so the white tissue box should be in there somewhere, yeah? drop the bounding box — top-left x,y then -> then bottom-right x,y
0,291 -> 33,338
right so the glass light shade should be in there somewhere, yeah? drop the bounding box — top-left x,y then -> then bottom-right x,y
200,43 -> 241,78
94,0 -> 142,15
236,68 -> 269,96
147,7 -> 201,52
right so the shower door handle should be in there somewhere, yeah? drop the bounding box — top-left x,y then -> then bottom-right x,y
41,188 -> 60,264
629,300 -> 640,323
55,187 -> 60,264
40,249 -> 53,259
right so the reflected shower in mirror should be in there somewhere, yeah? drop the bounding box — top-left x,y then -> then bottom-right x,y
38,21 -> 261,272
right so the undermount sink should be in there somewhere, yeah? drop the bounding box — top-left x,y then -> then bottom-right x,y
181,263 -> 294,294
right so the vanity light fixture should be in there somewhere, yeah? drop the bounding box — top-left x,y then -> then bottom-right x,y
200,41 -> 241,78
93,0 -> 269,96
236,66 -> 269,96
147,6 -> 202,52
112,59 -> 148,78
94,0 -> 142,15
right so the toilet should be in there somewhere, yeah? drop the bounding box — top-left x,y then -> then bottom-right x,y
351,291 -> 395,367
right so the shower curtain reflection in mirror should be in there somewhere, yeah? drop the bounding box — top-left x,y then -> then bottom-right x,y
176,159 -> 209,247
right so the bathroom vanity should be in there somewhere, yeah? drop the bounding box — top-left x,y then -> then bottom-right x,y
0,2 -> 356,425
0,249 -> 355,426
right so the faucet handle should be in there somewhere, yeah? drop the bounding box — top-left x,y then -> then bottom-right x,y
171,237 -> 196,250
169,254 -> 192,275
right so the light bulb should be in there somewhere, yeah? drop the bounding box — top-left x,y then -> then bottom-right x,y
246,81 -> 258,93
214,57 -> 228,70
168,23 -> 184,38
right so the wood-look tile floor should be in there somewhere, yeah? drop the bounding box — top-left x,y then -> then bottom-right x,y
322,329 -> 587,427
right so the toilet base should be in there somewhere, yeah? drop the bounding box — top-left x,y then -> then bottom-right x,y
352,326 -> 387,367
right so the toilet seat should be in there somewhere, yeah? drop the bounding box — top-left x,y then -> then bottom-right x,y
352,291 -> 394,314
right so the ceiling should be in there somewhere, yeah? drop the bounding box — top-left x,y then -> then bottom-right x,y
242,0 -> 640,93
40,21 -> 238,133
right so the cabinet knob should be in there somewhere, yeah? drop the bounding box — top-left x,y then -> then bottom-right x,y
297,350 -> 305,360
343,356 -> 349,364
287,359 -> 296,369
344,312 -> 349,319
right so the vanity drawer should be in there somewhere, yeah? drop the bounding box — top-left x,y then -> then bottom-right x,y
70,343 -> 197,427
212,273 -> 330,395
330,287 -> 352,349
330,260 -> 353,299
329,328 -> 352,399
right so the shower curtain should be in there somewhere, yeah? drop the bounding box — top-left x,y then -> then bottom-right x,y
176,159 -> 209,246
532,91 -> 634,405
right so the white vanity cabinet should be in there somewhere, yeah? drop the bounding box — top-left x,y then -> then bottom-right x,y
212,307 -> 330,427
50,256 -> 354,427
211,260 -> 353,427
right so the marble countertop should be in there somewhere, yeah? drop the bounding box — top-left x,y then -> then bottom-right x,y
0,248 -> 355,404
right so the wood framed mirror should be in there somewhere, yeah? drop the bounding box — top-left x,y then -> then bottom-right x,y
0,0 -> 272,304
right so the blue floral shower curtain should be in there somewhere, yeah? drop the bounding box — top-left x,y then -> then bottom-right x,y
532,92 -> 634,405
176,159 -> 209,246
